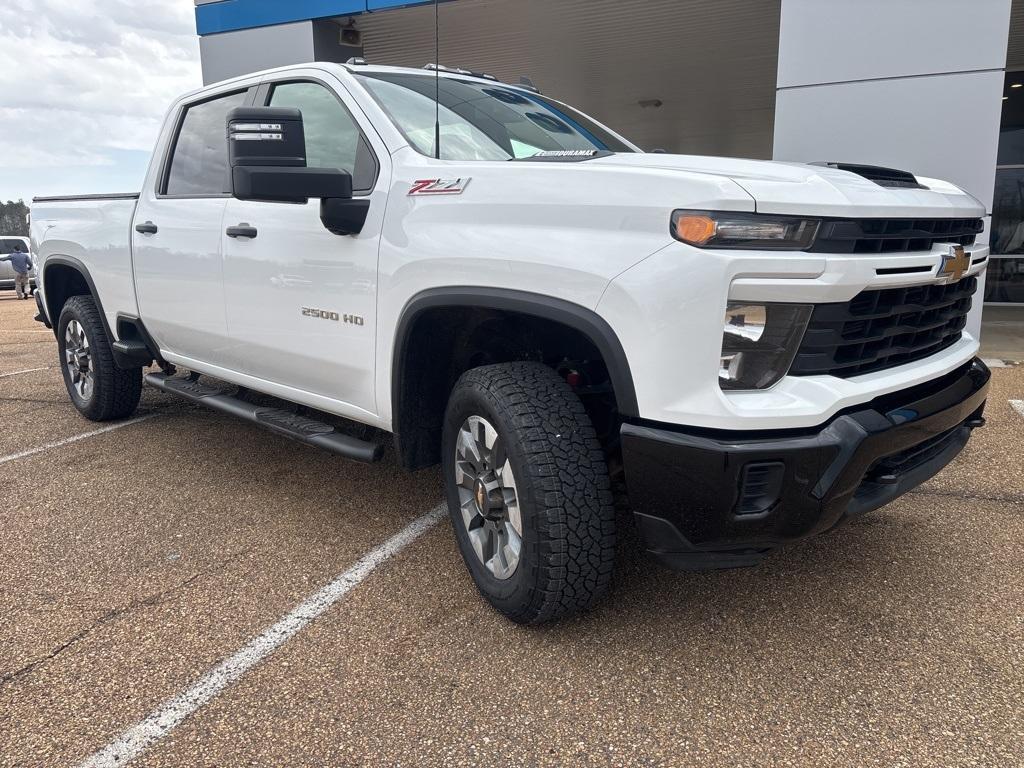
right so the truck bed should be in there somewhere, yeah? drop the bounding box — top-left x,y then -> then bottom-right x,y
31,193 -> 141,336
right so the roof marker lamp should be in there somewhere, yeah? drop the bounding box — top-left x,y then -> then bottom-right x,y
719,303 -> 812,390
672,211 -> 820,250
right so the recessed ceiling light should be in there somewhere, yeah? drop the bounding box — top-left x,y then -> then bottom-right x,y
1004,95 -> 1010,100
1012,83 -> 1023,88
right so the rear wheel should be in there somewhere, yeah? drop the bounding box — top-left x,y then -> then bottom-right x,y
442,362 -> 616,624
57,295 -> 142,421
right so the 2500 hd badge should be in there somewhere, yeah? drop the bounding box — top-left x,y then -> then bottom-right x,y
302,307 -> 364,325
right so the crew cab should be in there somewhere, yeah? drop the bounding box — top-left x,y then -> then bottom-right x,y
30,62 -> 990,623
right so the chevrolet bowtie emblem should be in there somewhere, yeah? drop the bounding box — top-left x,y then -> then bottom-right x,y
938,245 -> 970,283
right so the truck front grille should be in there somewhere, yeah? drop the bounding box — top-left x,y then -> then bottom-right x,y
809,218 -> 983,254
790,276 -> 977,378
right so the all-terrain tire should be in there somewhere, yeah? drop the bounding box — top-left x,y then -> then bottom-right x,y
442,362 -> 616,624
57,295 -> 143,421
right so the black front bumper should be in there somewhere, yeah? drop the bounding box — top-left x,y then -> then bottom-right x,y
621,358 -> 990,570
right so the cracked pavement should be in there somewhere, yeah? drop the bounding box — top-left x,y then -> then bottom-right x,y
0,546 -> 252,690
1,293 -> 1022,767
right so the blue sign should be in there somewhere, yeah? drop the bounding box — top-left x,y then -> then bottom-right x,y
196,0 -> 444,36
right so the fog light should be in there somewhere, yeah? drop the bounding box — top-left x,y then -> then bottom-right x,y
720,303 -> 812,390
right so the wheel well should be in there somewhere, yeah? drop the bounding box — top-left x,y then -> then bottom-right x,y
43,263 -> 92,329
393,304 -> 626,471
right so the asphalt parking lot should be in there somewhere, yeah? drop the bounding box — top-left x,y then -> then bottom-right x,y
1,292 -> 1022,768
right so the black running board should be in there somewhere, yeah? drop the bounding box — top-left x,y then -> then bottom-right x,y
145,372 -> 384,463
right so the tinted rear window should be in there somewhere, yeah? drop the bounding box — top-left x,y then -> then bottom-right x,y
0,239 -> 26,252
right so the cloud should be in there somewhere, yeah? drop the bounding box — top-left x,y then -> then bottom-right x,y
0,0 -> 202,201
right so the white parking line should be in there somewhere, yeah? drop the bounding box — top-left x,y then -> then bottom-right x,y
75,504 -> 447,768
0,414 -> 158,466
0,366 -> 50,378
1011,400 -> 1024,419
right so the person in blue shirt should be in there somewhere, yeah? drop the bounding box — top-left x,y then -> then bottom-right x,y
1,242 -> 33,299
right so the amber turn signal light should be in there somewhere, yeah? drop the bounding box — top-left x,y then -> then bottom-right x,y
670,210 -> 821,250
674,214 -> 718,246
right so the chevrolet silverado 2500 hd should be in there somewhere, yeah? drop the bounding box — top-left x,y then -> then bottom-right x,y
31,62 -> 991,623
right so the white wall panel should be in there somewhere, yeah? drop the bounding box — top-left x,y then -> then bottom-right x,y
200,22 -> 316,84
774,69 -> 1005,212
778,0 -> 1011,88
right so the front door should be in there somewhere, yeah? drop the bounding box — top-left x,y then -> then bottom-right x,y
133,88 -> 252,365
221,77 -> 386,418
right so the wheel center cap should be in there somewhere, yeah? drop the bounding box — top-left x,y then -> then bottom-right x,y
473,479 -> 488,513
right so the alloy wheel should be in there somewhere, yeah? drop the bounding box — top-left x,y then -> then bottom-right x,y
64,319 -> 94,401
454,415 -> 523,580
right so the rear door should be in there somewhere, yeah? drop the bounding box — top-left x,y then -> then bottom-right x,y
132,86 -> 253,365
220,73 -> 388,417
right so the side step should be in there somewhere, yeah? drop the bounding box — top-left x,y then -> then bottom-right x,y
144,372 -> 384,463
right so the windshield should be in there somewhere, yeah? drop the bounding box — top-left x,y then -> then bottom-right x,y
354,72 -> 636,161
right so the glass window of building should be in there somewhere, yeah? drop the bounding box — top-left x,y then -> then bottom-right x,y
989,72 -> 1024,304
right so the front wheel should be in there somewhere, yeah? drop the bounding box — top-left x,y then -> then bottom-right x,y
442,362 -> 616,624
57,295 -> 142,421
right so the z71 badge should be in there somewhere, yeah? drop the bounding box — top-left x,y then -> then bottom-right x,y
408,178 -> 471,196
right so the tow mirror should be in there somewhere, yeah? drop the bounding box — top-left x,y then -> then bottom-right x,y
226,106 -> 368,235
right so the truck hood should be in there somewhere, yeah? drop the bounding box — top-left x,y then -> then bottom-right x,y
590,153 -> 986,220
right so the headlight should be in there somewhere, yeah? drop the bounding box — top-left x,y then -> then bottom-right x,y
672,211 -> 820,250
720,303 -> 812,390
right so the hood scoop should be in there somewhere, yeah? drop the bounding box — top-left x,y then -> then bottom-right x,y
812,162 -> 928,190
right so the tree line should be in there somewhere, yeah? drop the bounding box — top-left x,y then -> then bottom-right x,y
0,200 -> 30,236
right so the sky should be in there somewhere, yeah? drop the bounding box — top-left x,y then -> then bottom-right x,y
0,0 -> 203,204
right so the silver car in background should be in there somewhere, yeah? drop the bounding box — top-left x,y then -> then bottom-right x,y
0,236 -> 34,291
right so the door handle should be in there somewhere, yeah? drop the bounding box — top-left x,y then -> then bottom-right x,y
135,221 -> 158,235
226,223 -> 258,239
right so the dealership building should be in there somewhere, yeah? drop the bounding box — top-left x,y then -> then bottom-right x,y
194,0 -> 1024,313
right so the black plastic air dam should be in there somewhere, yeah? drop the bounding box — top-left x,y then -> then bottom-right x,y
621,358 -> 990,571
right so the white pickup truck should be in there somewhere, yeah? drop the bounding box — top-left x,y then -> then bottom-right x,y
31,61 -> 991,623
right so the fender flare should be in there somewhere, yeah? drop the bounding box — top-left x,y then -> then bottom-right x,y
391,287 -> 640,419
41,255 -> 114,342
40,255 -> 160,369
